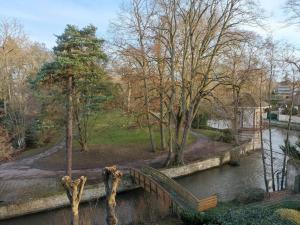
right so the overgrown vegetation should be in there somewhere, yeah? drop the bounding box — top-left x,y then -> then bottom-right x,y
195,128 -> 234,143
180,206 -> 297,225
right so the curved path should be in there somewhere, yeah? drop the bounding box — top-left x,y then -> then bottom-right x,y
0,131 -> 231,181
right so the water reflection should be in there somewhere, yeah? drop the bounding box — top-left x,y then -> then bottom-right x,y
178,127 -> 299,201
0,189 -> 169,225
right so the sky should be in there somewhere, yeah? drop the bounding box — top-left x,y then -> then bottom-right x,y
0,0 -> 299,49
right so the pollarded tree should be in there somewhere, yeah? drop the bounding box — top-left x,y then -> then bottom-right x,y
35,24 -> 107,176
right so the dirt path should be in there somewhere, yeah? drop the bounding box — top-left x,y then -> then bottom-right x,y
0,132 -> 232,181
0,132 -> 234,203
0,140 -> 65,180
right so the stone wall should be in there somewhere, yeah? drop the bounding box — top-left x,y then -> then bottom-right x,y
287,159 -> 300,192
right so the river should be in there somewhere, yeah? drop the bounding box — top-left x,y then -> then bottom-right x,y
0,127 -> 298,225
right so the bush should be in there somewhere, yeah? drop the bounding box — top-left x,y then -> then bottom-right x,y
25,119 -> 42,148
218,129 -> 234,143
276,208 -> 300,225
181,207 -> 295,225
234,188 -> 265,204
180,210 -> 218,225
192,113 -> 208,129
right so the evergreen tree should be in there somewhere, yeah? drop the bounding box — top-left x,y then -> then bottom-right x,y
35,24 -> 107,177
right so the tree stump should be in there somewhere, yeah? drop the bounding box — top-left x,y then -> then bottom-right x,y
62,176 -> 87,225
103,166 -> 123,225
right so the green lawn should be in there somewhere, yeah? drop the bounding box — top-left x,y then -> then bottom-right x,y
33,110 -> 196,170
85,111 -> 161,146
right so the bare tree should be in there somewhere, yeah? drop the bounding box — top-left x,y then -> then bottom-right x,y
281,59 -> 299,189
112,0 -> 157,152
285,0 -> 300,25
161,0 -> 260,165
220,37 -> 260,145
0,19 -> 49,150
263,37 -> 278,191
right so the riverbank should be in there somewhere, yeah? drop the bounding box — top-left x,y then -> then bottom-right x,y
271,120 -> 300,131
0,140 -> 258,220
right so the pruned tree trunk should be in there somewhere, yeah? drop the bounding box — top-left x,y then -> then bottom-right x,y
62,176 -> 87,225
66,75 -> 73,177
103,166 -> 123,225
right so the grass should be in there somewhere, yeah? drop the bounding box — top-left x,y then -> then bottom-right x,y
33,110 -> 196,170
82,111 -> 195,146
84,111 -> 161,146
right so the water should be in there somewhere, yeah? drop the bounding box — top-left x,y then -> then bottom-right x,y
0,189 -> 169,225
0,127 -> 298,225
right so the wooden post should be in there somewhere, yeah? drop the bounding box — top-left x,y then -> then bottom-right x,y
103,166 -> 123,225
62,176 -> 87,225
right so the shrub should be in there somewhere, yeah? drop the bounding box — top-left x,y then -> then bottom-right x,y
218,129 -> 234,143
180,210 -> 218,225
25,119 -> 42,148
234,188 -> 265,204
276,208 -> 300,225
192,113 -> 208,129
181,207 -> 295,225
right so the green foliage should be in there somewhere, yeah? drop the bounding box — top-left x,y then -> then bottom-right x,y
25,119 -> 42,148
180,210 -> 218,225
181,207 -> 295,225
218,129 -> 234,143
280,139 -> 300,160
192,113 -> 208,129
33,24 -> 110,150
195,128 -> 234,143
34,24 -> 107,86
234,188 -> 265,204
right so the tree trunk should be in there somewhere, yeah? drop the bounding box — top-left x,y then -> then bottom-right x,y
74,107 -> 89,152
103,166 -> 123,225
66,75 -> 73,177
232,88 -> 240,145
281,78 -> 295,190
268,64 -> 275,191
165,113 -> 174,166
62,176 -> 87,225
159,89 -> 165,151
143,78 -> 156,152
127,80 -> 132,113
259,74 -> 269,193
